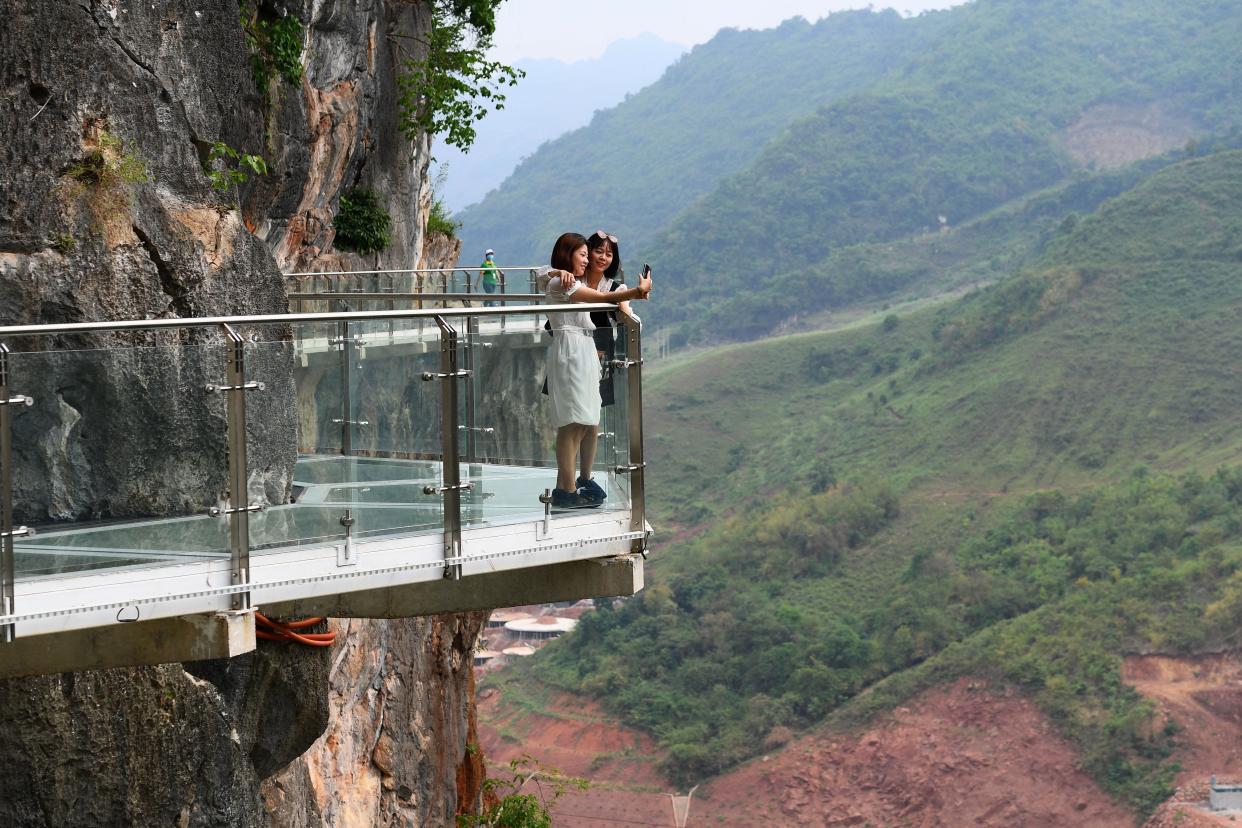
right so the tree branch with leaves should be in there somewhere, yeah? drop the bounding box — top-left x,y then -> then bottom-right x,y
396,0 -> 524,152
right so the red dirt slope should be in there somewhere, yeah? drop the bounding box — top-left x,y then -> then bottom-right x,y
478,654 -> 1242,826
479,678 -> 1134,826
1123,654 -> 1242,780
1127,654 -> 1242,828
689,678 -> 1132,827
478,687 -> 676,826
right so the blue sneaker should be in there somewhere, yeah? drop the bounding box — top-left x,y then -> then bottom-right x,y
551,488 -> 592,509
577,476 -> 607,504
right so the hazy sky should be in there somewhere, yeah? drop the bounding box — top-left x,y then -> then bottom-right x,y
492,0 -> 967,62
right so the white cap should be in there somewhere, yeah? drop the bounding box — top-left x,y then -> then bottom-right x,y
485,248 -> 494,256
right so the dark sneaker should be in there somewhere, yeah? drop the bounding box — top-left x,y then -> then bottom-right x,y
576,476 -> 607,503
551,488 -> 592,509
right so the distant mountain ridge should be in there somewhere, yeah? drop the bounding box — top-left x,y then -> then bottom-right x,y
647,0 -> 1242,339
456,9 -> 933,265
460,0 -> 1242,342
435,34 -> 686,215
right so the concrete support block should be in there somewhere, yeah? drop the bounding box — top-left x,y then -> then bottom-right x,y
264,555 -> 643,619
0,611 -> 256,679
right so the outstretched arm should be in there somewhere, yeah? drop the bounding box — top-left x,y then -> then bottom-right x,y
549,271 -> 652,304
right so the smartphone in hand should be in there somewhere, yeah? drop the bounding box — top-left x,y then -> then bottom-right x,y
642,263 -> 651,278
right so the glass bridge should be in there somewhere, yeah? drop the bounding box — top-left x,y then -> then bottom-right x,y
0,292 -> 647,672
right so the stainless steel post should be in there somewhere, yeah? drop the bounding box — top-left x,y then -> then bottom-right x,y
421,316 -> 471,580
622,319 -> 648,555
463,315 -> 479,463
335,304 -> 353,455
221,323 -> 254,611
0,343 -> 33,642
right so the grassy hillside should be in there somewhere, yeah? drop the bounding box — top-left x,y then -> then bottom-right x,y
649,151 -> 1242,522
649,0 -> 1242,339
455,10 -> 933,264
490,151 -> 1242,816
685,152 -> 1203,341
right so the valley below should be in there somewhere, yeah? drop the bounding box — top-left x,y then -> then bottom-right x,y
481,653 -> 1242,826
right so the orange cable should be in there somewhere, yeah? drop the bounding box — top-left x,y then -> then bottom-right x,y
255,611 -> 337,648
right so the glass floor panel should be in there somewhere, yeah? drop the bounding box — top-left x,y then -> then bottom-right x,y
13,455 -> 616,580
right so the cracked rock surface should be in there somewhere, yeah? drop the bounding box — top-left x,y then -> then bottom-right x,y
1,1 -> 485,825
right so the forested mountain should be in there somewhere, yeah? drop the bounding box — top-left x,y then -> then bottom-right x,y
455,9 -> 934,264
493,149 -> 1242,817
457,0 -> 1242,342
650,0 -> 1242,339
434,34 -> 685,213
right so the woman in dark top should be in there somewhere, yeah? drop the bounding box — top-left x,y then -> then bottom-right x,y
542,232 -> 650,509
578,230 -> 638,503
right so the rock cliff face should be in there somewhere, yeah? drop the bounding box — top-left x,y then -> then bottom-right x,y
263,612 -> 488,827
0,661 -> 315,828
1,0 -> 484,824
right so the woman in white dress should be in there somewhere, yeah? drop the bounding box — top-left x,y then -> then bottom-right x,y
544,232 -> 652,508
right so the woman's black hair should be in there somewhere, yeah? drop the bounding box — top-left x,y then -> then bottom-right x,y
550,232 -> 588,272
586,232 -> 621,281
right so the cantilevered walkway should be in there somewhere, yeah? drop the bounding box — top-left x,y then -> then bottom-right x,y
0,273 -> 648,677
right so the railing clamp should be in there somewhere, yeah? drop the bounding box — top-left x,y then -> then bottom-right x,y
539,488 -> 553,535
457,425 -> 495,435
421,370 -> 472,381
205,381 -> 266,393
0,527 -> 29,540
338,509 -> 357,567
596,431 -> 615,440
331,418 -> 371,427
423,482 -> 475,495
209,504 -> 267,517
329,335 -> 367,348
615,463 -> 647,474
0,395 -> 33,408
608,358 -> 644,369
637,528 -> 654,559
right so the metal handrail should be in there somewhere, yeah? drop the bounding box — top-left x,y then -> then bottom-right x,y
285,266 -> 545,278
287,292 -> 545,302
0,303 -> 612,338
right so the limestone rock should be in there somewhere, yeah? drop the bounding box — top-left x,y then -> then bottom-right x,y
0,0 -> 484,825
262,613 -> 488,827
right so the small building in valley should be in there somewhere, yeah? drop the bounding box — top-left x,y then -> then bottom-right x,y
1211,776 -> 1242,811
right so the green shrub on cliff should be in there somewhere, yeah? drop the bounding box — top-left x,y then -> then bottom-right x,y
202,141 -> 268,193
240,2 -> 304,89
459,756 -> 587,828
61,127 -> 152,234
333,189 -> 392,254
428,198 -> 460,238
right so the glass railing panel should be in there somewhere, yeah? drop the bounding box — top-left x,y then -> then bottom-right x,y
7,335 -> 231,581
247,321 -> 446,553
453,308 -> 633,528
291,320 -> 347,455
595,317 -> 632,512
452,313 -> 553,528
350,318 -> 444,459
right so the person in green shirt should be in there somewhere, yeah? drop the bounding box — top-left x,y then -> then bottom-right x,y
477,248 -> 504,306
